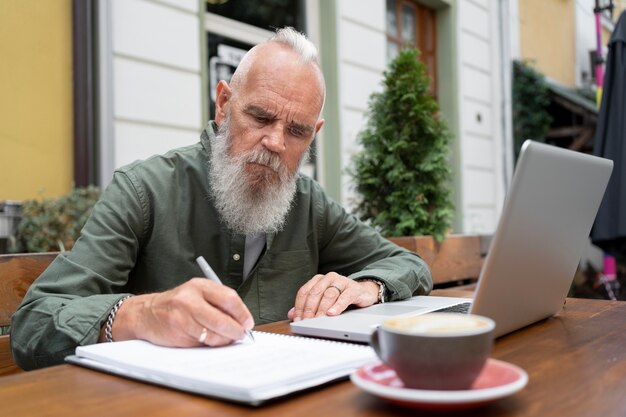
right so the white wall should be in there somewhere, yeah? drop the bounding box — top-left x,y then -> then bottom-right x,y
575,0 -> 601,88
335,0 -> 387,209
457,0 -> 506,234
99,0 -> 203,185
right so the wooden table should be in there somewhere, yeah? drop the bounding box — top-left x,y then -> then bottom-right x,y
2,296 -> 626,417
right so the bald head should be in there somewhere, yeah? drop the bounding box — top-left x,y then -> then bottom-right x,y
228,27 -> 326,115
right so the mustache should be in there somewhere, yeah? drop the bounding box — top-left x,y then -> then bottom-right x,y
245,148 -> 283,172
239,147 -> 292,182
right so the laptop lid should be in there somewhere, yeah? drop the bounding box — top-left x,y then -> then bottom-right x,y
469,140 -> 613,336
290,140 -> 613,342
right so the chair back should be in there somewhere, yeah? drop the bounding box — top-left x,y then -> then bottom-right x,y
0,252 -> 58,376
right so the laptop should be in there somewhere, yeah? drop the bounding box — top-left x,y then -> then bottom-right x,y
291,140 -> 613,341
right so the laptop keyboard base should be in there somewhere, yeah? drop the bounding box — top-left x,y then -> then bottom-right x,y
432,302 -> 472,314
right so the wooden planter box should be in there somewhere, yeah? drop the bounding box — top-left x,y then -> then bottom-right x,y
388,234 -> 491,288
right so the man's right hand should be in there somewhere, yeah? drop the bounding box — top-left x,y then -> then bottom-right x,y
101,278 -> 254,347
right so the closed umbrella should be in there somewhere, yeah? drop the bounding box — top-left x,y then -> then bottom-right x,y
591,10 -> 626,259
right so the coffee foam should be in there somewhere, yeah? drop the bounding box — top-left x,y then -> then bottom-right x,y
384,313 -> 491,335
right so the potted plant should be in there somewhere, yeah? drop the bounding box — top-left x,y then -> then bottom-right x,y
349,47 -> 454,242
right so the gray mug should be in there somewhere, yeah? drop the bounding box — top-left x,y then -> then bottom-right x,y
370,313 -> 495,390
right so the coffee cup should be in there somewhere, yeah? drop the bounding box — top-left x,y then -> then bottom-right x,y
370,313 -> 495,390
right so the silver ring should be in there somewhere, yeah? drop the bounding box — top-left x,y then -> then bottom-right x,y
327,285 -> 342,294
198,328 -> 208,344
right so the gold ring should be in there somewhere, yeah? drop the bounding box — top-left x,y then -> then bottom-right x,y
198,328 -> 208,344
328,285 -> 342,294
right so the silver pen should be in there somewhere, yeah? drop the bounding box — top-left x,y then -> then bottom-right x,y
195,256 -> 255,343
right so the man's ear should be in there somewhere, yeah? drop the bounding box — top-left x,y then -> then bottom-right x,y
215,80 -> 232,125
314,119 -> 325,135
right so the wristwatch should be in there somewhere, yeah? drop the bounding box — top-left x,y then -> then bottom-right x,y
356,279 -> 386,304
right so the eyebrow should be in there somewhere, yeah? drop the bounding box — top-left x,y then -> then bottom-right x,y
244,104 -> 315,135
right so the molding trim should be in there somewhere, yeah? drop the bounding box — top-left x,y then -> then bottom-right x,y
97,0 -> 115,186
318,1 -> 342,202
205,13 -> 273,44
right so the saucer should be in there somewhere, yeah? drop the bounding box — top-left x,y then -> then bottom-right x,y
350,358 -> 528,410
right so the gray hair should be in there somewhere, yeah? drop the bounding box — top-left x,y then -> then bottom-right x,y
268,27 -> 321,66
228,26 -> 326,114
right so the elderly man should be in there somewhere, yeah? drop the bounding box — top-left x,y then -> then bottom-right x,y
11,27 -> 432,370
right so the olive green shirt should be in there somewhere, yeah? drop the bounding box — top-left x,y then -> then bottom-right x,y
11,124 -> 432,370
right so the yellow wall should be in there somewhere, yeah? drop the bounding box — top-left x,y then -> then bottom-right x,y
0,0 -> 73,200
519,0 -> 576,87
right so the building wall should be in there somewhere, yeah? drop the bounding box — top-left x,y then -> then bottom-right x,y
323,0 -> 506,234
99,0 -> 205,186
519,0 -> 576,87
457,0 -> 507,233
0,0 -> 73,200
334,0 -> 387,208
102,0 -> 509,236
576,0 -> 600,89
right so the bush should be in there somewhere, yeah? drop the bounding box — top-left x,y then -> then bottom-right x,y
16,186 -> 101,252
349,48 -> 453,241
512,60 -> 553,159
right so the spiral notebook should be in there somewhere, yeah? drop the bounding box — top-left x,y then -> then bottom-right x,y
65,331 -> 376,405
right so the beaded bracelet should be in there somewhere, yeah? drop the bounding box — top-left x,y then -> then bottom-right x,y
104,295 -> 132,343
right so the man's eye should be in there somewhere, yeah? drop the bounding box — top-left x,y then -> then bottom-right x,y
289,127 -> 305,137
254,116 -> 269,124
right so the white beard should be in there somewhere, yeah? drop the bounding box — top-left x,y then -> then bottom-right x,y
208,117 -> 309,235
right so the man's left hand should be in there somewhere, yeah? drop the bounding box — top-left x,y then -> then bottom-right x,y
287,273 -> 380,321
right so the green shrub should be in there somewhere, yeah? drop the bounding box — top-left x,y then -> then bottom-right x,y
512,60 -> 553,159
349,48 -> 454,241
16,186 -> 101,253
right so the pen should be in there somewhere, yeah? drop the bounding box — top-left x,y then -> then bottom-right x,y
195,256 -> 255,343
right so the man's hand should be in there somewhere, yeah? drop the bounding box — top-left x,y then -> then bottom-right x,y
101,278 -> 254,347
287,273 -> 380,322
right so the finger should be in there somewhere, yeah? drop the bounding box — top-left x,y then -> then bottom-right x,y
163,286 -> 246,344
194,325 -> 233,347
292,275 -> 325,321
328,280 -> 377,316
300,275 -> 340,319
326,289 -> 355,316
197,284 -> 254,340
287,307 -> 295,321
315,284 -> 344,317
200,280 -> 255,329
166,278 -> 250,343
195,303 -> 249,342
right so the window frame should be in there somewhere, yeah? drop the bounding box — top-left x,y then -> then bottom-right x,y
386,0 -> 438,95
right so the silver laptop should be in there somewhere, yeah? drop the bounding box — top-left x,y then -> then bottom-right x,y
291,140 -> 613,341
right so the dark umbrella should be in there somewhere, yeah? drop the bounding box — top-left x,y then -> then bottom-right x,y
591,10 -> 626,259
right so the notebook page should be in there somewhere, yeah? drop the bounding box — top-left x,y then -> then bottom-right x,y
74,331 -> 376,397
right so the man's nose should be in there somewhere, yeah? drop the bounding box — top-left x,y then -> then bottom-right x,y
261,124 -> 286,154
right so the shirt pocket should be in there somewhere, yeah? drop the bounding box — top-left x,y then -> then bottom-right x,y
257,250 -> 312,322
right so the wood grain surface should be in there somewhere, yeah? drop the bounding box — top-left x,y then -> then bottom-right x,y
1,296 -> 625,417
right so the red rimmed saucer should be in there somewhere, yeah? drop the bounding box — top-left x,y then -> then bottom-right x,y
350,358 -> 528,410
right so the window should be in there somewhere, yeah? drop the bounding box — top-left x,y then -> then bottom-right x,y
206,0 -> 305,32
386,0 -> 437,95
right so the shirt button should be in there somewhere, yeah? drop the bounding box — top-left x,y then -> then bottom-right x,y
233,254 -> 241,261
